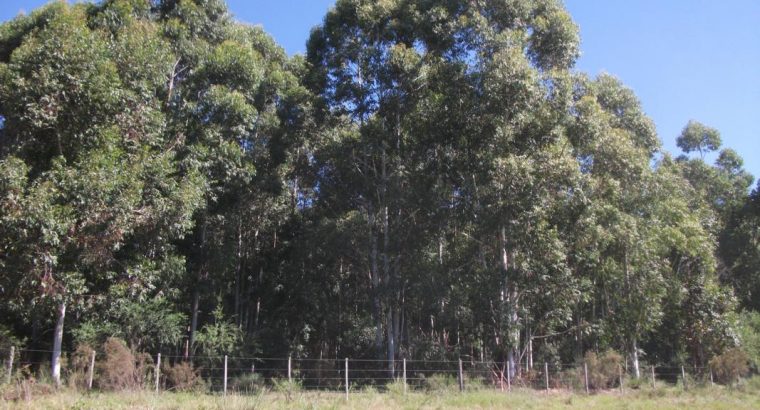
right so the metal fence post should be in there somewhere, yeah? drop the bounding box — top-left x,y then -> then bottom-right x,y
223,355 -> 228,396
544,362 -> 549,392
155,353 -> 161,393
506,363 -> 511,391
403,358 -> 407,394
87,350 -> 95,390
344,358 -> 349,400
288,355 -> 292,383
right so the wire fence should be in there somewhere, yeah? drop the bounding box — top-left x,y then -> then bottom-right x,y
1,347 -> 722,395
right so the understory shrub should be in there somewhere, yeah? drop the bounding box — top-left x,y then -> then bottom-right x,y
98,338 -> 152,391
165,361 -> 206,392
710,348 -> 750,385
585,350 -> 623,390
229,373 -> 265,393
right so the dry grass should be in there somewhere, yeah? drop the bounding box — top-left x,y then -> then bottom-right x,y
2,381 -> 760,410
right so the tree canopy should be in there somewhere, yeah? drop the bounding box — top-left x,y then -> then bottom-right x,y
0,0 -> 757,385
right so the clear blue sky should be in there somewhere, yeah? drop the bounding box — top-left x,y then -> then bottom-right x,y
2,1 -> 758,183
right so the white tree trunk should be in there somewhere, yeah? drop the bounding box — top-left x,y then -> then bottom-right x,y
52,301 -> 66,386
632,338 -> 641,379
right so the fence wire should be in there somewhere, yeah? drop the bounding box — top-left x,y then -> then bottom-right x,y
1,347 -> 725,394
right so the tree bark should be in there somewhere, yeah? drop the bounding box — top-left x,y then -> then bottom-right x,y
51,301 -> 66,387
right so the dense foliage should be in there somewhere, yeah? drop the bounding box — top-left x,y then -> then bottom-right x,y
0,0 -> 758,385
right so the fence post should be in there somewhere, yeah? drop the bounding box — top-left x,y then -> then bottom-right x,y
87,350 -> 95,390
506,364 -> 511,391
344,358 -> 349,400
681,365 -> 687,391
584,362 -> 589,394
651,366 -> 655,389
155,353 -> 161,393
544,362 -> 549,392
618,364 -> 623,393
458,358 -> 464,392
6,346 -> 14,385
288,355 -> 292,383
402,358 -> 407,394
223,355 -> 228,396
499,364 -> 504,392
710,369 -> 714,387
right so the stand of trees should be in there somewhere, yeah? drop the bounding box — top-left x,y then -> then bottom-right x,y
0,0 -> 758,385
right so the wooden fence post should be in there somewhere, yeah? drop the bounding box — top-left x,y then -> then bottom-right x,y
544,362 -> 549,392
618,364 -> 623,393
458,359 -> 464,392
6,346 -> 14,385
681,366 -> 687,391
499,364 -> 505,392
584,362 -> 589,394
87,350 -> 95,390
223,355 -> 228,396
651,366 -> 656,389
288,355 -> 292,383
155,353 -> 161,393
403,358 -> 407,394
710,369 -> 714,387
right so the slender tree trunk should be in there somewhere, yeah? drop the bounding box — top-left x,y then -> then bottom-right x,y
52,301 -> 66,387
368,203 -> 383,353
189,290 -> 199,355
632,338 -> 640,379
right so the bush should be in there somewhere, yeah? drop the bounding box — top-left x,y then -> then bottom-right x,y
422,373 -> 458,392
229,373 -> 265,393
584,350 -> 623,390
710,348 -> 750,385
165,361 -> 206,392
98,338 -> 152,391
67,344 -> 95,389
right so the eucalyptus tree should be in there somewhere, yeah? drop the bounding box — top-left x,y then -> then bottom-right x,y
307,0 -> 581,374
0,2 -> 203,383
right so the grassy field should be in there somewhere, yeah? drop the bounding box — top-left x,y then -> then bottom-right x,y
3,383 -> 760,410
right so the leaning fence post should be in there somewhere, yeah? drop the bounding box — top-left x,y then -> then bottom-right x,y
584,362 -> 589,394
458,358 -> 464,392
681,366 -> 687,391
345,358 -> 349,400
223,355 -> 228,396
6,346 -> 14,385
651,366 -> 655,389
710,368 -> 714,387
618,364 -> 623,393
288,355 -> 292,383
155,353 -> 161,393
403,358 -> 407,394
87,350 -> 95,390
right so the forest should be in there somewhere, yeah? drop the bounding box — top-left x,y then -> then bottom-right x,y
0,0 -> 759,389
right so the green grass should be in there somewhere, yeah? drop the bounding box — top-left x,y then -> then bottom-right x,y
3,383 -> 760,409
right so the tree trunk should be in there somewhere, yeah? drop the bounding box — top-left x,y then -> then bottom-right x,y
189,290 -> 199,357
368,203 -> 383,353
52,301 -> 66,387
632,338 -> 641,379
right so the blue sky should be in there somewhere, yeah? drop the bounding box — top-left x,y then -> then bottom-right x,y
2,1 -> 758,183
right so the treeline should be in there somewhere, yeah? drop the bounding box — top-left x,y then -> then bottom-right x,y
1,0 -> 759,386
